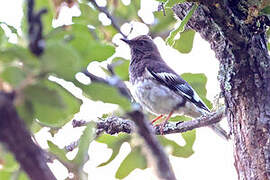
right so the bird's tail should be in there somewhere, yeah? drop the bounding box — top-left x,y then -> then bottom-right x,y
195,108 -> 230,140
209,123 -> 230,140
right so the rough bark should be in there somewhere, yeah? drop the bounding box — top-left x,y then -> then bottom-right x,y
173,2 -> 270,180
0,92 -> 56,180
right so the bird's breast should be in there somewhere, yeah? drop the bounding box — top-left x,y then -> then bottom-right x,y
131,78 -> 185,115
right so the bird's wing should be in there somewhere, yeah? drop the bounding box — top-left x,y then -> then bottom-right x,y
146,67 -> 210,112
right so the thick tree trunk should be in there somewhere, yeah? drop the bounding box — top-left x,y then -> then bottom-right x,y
173,1 -> 270,179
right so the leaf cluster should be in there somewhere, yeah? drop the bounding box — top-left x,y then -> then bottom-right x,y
0,0 -> 213,179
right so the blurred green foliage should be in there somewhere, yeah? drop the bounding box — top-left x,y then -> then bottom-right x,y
0,0 -> 214,179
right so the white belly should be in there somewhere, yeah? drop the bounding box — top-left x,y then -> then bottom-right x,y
131,78 -> 185,115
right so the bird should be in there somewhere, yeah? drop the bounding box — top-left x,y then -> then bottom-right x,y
121,35 -> 228,139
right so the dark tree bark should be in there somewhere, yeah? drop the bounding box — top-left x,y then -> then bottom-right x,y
0,92 -> 56,180
173,1 -> 270,179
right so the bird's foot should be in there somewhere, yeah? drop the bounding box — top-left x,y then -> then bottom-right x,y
154,122 -> 167,135
151,114 -> 164,124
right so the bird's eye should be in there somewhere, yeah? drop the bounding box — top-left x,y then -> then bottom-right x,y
138,40 -> 147,46
138,41 -> 144,46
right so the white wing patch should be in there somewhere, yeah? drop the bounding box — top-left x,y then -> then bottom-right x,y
146,67 -> 210,112
146,68 -> 178,81
176,84 -> 192,99
177,84 -> 201,102
155,72 -> 178,81
192,92 -> 201,102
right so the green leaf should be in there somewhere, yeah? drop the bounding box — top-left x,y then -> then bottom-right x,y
16,99 -> 35,126
72,3 -> 100,26
41,41 -> 82,80
158,130 -> 195,158
173,30 -> 195,53
169,115 -> 191,122
111,57 -> 130,81
0,45 -> 39,66
151,10 -> 175,34
165,0 -> 186,8
46,24 -> 115,64
18,172 -> 29,180
181,73 -> 212,109
166,4 -> 197,46
78,82 -> 131,111
261,6 -> 270,15
182,129 -> 196,150
155,0 -> 167,2
0,153 -> 19,172
96,133 -> 131,167
24,83 -> 65,108
0,22 -> 18,35
115,147 -> 147,179
23,80 -> 82,127
73,122 -> 96,165
0,66 -> 27,87
35,0 -> 54,34
0,171 -> 11,179
47,140 -> 69,163
0,26 -> 5,45
112,0 -> 140,21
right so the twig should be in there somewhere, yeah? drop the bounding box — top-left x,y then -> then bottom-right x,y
90,0 -> 127,38
83,70 -> 132,101
72,119 -> 89,128
158,2 -> 166,16
65,140 -> 79,152
128,110 -> 176,180
27,0 -> 47,56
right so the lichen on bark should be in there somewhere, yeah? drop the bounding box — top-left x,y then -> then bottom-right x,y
173,1 -> 270,179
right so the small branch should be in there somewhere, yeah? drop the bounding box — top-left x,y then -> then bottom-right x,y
158,2 -> 166,16
65,140 -> 79,152
83,70 -> 132,101
128,110 -> 176,180
0,92 -> 56,180
90,0 -> 127,38
72,119 -> 89,128
27,0 -> 47,56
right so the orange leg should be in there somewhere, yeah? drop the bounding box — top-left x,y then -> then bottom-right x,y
151,115 -> 164,124
159,111 -> 174,135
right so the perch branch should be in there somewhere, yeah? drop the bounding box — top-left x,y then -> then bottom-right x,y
72,108 -> 225,135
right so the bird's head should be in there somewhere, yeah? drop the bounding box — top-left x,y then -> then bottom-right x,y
121,35 -> 159,56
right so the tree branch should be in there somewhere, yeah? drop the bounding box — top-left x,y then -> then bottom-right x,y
0,92 -> 56,180
27,0 -> 47,56
128,110 -> 176,180
90,0 -> 127,38
83,70 -> 132,101
72,108 -> 224,135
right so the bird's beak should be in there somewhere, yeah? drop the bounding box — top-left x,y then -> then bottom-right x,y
121,38 -> 132,45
